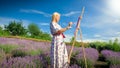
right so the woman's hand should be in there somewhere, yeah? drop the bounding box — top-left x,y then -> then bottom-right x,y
66,22 -> 73,29
69,22 -> 73,27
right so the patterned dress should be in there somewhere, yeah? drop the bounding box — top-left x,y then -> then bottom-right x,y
50,22 -> 69,68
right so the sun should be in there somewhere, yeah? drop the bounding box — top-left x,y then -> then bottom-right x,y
105,0 -> 120,15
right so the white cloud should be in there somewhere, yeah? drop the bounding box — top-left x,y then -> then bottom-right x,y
94,34 -> 101,38
20,9 -> 52,17
0,24 -> 4,29
115,32 -> 120,35
64,34 -> 73,42
81,1 -> 120,42
39,22 -> 49,26
82,39 -> 105,42
62,11 -> 81,17
20,9 -> 82,17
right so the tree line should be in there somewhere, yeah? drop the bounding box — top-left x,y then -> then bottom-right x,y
0,21 -> 51,41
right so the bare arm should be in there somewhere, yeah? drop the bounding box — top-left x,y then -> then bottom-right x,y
56,27 -> 68,34
54,22 -> 72,35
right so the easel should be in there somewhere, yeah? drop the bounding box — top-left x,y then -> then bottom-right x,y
68,7 -> 87,68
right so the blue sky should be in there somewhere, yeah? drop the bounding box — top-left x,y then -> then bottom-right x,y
0,0 -> 120,42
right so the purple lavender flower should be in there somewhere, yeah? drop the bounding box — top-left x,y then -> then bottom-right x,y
75,48 -> 99,68
101,50 -> 120,68
68,64 -> 81,68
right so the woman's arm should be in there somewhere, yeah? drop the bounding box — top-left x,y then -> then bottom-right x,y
54,22 -> 72,34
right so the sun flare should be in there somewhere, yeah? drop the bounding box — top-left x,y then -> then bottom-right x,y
105,0 -> 120,15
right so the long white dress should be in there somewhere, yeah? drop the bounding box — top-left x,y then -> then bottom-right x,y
50,22 -> 69,68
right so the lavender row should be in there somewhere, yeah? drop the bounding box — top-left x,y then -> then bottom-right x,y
0,37 -> 99,68
101,50 -> 120,68
0,55 -> 81,68
0,54 -> 50,68
0,37 -> 50,53
75,48 -> 99,68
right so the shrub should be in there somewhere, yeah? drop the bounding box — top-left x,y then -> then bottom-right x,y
28,49 -> 42,56
75,48 -> 99,68
4,21 -> 27,36
101,50 -> 120,68
11,48 -> 28,57
70,37 -> 89,47
111,38 -> 120,52
0,56 -> 37,68
77,58 -> 93,68
28,23 -> 42,37
0,49 -> 6,63
89,38 -> 120,52
89,41 -> 107,52
0,44 -> 18,53
27,23 -> 52,40
68,64 -> 81,68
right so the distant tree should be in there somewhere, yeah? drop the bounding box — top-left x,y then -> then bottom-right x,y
0,26 -> 2,31
40,32 -> 52,40
28,23 -> 51,40
113,38 -> 119,45
69,37 -> 87,47
112,38 -> 120,51
0,26 -> 3,36
70,37 -> 75,45
28,23 -> 42,37
0,26 -> 2,30
4,21 -> 27,36
109,40 -> 112,45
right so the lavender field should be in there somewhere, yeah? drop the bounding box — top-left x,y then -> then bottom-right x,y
0,37 -> 120,68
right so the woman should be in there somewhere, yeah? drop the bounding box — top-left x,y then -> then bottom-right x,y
50,12 -> 72,68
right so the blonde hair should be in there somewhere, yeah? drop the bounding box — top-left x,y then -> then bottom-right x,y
52,12 -> 60,22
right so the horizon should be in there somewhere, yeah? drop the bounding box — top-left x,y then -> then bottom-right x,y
0,0 -> 120,42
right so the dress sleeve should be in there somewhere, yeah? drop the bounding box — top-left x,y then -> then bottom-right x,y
51,23 -> 61,34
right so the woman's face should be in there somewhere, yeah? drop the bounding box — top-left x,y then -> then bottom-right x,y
56,15 -> 60,22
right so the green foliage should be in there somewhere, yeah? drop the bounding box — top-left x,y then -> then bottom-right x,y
70,37 -> 90,47
105,38 -> 120,52
0,49 -> 6,62
77,58 -> 94,68
70,37 -> 79,47
69,51 -> 79,65
41,53 -> 51,65
44,55 -> 50,65
89,41 -> 107,52
89,38 -> 120,52
28,23 -> 51,40
107,57 -> 120,65
0,26 -> 10,36
0,21 -> 51,41
0,44 -> 18,54
111,38 -> 120,52
11,48 -> 28,57
39,32 -> 51,40
28,49 -> 42,56
0,26 -> 3,36
33,59 -> 43,68
4,21 -> 27,36
12,48 -> 42,57
70,37 -> 120,52
0,26 -> 2,32
28,23 -> 42,37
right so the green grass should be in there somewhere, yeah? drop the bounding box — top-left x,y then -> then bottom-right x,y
0,44 -> 18,54
28,49 -> 42,56
0,36 -> 50,42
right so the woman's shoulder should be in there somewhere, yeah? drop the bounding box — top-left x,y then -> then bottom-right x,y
51,22 -> 58,26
